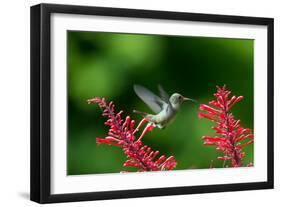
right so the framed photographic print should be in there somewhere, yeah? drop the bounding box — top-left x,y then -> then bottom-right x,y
30,3 -> 274,203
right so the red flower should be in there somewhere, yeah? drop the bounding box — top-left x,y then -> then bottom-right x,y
198,86 -> 254,167
87,97 -> 177,172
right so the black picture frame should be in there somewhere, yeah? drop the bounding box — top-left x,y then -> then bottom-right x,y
30,3 -> 274,204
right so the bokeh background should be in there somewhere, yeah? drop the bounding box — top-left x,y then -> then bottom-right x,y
67,31 -> 254,175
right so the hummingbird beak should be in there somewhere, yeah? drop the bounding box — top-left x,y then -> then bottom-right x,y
183,96 -> 197,103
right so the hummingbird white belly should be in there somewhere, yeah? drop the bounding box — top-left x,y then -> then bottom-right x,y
146,105 -> 177,129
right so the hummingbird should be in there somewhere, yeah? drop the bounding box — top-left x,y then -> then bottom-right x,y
133,84 -> 196,129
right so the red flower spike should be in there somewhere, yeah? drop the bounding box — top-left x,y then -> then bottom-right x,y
198,86 -> 254,167
88,97 -> 177,172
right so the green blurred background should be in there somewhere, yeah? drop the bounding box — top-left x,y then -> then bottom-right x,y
67,31 -> 254,175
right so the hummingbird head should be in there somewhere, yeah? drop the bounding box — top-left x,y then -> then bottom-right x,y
169,93 -> 195,110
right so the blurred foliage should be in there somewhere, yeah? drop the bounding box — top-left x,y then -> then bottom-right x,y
67,31 -> 254,175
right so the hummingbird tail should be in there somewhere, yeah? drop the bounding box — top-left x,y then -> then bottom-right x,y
133,110 -> 148,117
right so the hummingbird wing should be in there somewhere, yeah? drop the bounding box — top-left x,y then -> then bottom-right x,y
158,84 -> 170,104
134,84 -> 166,114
